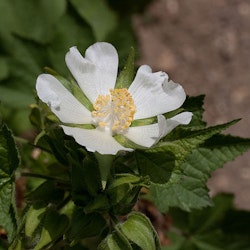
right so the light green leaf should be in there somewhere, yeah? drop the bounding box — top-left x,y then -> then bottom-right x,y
25,205 -> 47,238
0,123 -> 19,243
70,0 -> 117,41
98,212 -> 160,250
119,212 -> 160,250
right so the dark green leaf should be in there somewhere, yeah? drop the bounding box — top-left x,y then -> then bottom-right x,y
26,180 -> 65,205
34,209 -> 69,250
151,134 -> 250,212
164,194 -> 250,250
66,209 -> 106,245
0,123 -> 19,242
136,150 -> 175,184
183,95 -> 206,128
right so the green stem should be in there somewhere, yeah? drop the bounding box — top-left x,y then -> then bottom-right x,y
21,172 -> 69,185
14,136 -> 30,144
94,153 -> 114,190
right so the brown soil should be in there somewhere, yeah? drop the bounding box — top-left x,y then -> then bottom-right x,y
133,0 -> 250,210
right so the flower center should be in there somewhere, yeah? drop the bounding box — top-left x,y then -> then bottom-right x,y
92,88 -> 136,134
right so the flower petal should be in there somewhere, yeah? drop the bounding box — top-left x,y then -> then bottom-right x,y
158,112 -> 193,139
65,42 -> 118,103
36,74 -> 92,124
128,65 -> 186,119
124,123 -> 159,148
61,126 -> 132,155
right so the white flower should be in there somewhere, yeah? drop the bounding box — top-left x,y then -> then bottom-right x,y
36,42 -> 192,155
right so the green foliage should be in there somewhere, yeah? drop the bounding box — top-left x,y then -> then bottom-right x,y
162,194 -> 250,250
0,0 -> 136,134
0,123 -> 19,243
151,133 -> 250,212
98,212 -> 160,250
1,3 -> 250,247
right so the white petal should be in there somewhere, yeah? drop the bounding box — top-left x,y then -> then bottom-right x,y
65,43 -> 118,103
124,123 -> 159,148
61,126 -> 132,155
128,65 -> 186,119
36,74 -> 92,124
158,112 -> 193,139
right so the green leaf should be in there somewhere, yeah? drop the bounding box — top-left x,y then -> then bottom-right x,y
151,134 -> 250,212
98,212 -> 160,250
9,0 -> 67,44
25,205 -> 47,238
98,228 -> 133,250
155,119 -> 240,167
0,123 -> 19,243
70,0 -> 117,41
0,57 -> 9,81
26,180 -> 65,205
119,212 -> 160,250
164,194 -> 250,250
82,156 -> 102,196
107,174 -> 149,214
115,47 -> 135,89
66,209 -> 106,246
34,209 -> 69,250
183,95 -> 206,128
135,150 -> 175,184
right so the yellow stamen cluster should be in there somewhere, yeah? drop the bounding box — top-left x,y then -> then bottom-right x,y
92,88 -> 136,134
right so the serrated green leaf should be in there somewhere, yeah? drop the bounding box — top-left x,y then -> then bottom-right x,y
155,119 -> 240,167
115,47 -> 135,89
0,123 -> 19,243
151,133 -> 250,212
70,0 -> 117,41
135,150 -> 175,184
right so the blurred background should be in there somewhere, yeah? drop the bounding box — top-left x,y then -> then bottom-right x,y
0,0 -> 249,209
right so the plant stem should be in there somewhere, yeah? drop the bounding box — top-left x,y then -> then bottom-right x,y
21,172 -> 69,185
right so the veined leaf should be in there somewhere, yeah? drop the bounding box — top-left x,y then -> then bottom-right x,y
98,212 -> 160,250
151,134 -> 250,212
0,123 -> 19,242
